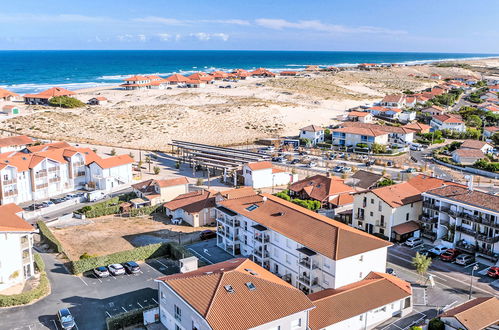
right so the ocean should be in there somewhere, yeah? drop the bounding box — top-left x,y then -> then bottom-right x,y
0,50 -> 496,94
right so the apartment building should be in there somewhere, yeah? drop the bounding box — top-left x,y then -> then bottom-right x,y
421,185 -> 499,262
0,141 -> 133,205
155,258 -> 314,330
215,193 -> 391,294
332,122 -> 415,148
242,161 -> 295,189
0,204 -> 35,291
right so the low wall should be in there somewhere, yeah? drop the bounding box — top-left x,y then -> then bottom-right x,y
432,158 -> 499,179
24,198 -> 82,220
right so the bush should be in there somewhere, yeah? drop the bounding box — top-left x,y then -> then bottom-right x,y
428,318 -> 445,330
37,221 -> 64,253
153,166 -> 161,175
34,253 -> 45,272
356,143 -> 368,149
128,205 -> 162,217
0,267 -> 50,307
275,191 -> 291,201
371,143 -> 387,154
69,243 -> 174,274
291,198 -> 321,211
474,159 -> 499,172
106,303 -> 157,330
377,178 -> 395,187
48,96 -> 85,108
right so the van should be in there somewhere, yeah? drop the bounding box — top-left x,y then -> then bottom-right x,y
85,190 -> 106,202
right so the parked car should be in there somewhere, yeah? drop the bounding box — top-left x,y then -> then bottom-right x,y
341,167 -> 352,173
404,237 -> 423,248
386,161 -> 394,167
487,266 -> 499,278
337,152 -> 345,158
307,162 -> 317,168
386,268 -> 396,276
108,264 -> 126,276
290,159 -> 300,164
57,308 -> 75,329
66,193 -> 78,199
41,201 -> 54,208
333,166 -> 344,173
440,248 -> 460,262
93,266 -> 110,278
404,168 -> 417,173
123,261 -> 141,274
417,249 -> 437,259
455,254 -> 475,266
428,245 -> 448,256
365,160 -> 375,167
200,230 -> 216,240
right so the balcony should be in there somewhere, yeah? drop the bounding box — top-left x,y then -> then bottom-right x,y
375,220 -> 385,228
48,167 -> 59,173
35,171 -> 47,179
73,162 -> 85,167
476,217 -> 499,228
217,217 -> 240,227
253,249 -> 269,259
21,238 -> 30,250
421,229 -> 437,241
2,178 -> 16,185
356,213 -> 365,220
253,233 -> 270,243
49,177 -> 61,183
35,183 -> 48,190
459,212 -> 480,222
298,274 -> 319,288
476,234 -> 499,244
216,228 -> 238,242
3,189 -> 18,197
422,201 -> 439,210
418,214 -> 438,224
456,241 -> 476,254
299,258 -> 319,269
74,171 -> 86,177
440,206 -> 450,214
455,226 -> 476,237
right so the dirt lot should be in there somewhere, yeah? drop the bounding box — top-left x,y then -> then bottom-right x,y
51,214 -> 212,260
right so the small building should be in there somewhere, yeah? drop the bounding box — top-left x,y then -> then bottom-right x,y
422,105 -> 445,116
484,126 -> 499,138
232,69 -> 250,79
451,149 -> 484,165
88,97 -> 108,105
398,111 -> 416,123
23,87 -> 76,105
0,135 -> 34,153
188,72 -> 213,83
430,114 -> 466,132
164,189 -> 216,227
349,170 -> 383,189
299,125 -> 325,145
87,154 -> 134,191
186,79 -> 206,88
460,140 -> 494,153
165,74 -> 190,85
132,177 -> 189,205
242,161 -> 296,189
120,76 -> 152,90
380,94 -> 406,108
347,111 -> 373,123
367,106 -> 402,120
489,84 -> 499,92
438,296 -> 499,330
280,71 -> 298,76
1,105 -> 20,115
250,68 -> 276,77
403,122 -> 431,134
210,71 -> 229,80
479,103 -> 499,113
0,88 -> 20,102
430,73 -> 442,80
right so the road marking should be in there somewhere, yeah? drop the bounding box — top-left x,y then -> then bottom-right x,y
51,320 -> 59,330
121,306 -> 128,312
77,276 -> 88,286
152,298 -> 158,304
91,273 -> 103,283
464,262 -> 478,269
137,302 -> 144,308
443,300 -> 458,310
188,248 -> 213,264
153,258 -> 169,269
105,311 -> 111,317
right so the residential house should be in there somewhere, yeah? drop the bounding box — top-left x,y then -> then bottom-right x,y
0,204 -> 35,291
484,126 -> 499,139
367,106 -> 402,120
242,161 -> 295,189
380,95 -> 406,108
308,272 -> 412,330
299,125 -> 325,145
0,88 -> 20,102
349,170 -> 384,190
479,103 -> 499,113
280,71 -> 298,76
438,296 -> 499,330
1,105 -> 20,116
0,135 -> 34,154
347,111 -> 373,123
188,72 -> 213,83
421,185 -> 499,262
337,122 -> 415,147
216,193 -> 392,293
451,149 -> 484,165
165,74 -> 190,85
155,258 -> 315,330
460,140 -> 494,153
422,105 -> 445,116
430,73 -> 442,80
232,69 -> 251,79
87,155 -> 134,191
120,76 -> 152,90
430,114 -> 466,132
164,189 -> 216,227
132,177 -> 189,205
210,71 -> 229,80
23,87 -> 76,105
402,122 -> 431,134
88,97 -> 108,105
489,84 -> 499,92
398,111 -> 416,123
250,68 -> 276,77
352,175 -> 459,242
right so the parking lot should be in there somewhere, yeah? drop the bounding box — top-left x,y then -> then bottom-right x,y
186,238 -> 235,265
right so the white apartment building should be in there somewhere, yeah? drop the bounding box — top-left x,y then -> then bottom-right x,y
215,194 -> 391,294
430,114 -> 466,132
242,161 -> 296,189
155,258 -> 314,330
332,123 -> 415,148
0,204 -> 35,291
0,142 -> 133,205
421,185 -> 499,263
299,125 -> 325,145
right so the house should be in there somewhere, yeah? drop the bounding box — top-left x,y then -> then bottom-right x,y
0,141 -> 133,205
489,84 -> 499,92
451,149 -> 484,165
164,189 -> 216,227
332,126 -> 388,148
1,105 -> 19,117
484,126 -> 499,138
398,111 -> 416,124
308,272 -> 412,330
289,174 -> 355,212
242,161 -> 296,189
232,69 -> 250,79
430,114 -> 466,132
0,88 -> 20,102
380,95 -> 406,108
404,96 -> 417,108
421,186 -> 499,261
250,68 -> 276,77
336,122 -> 415,148
120,76 -> 152,90
0,204 -> 35,291
155,258 -> 315,330
0,135 -> 34,153
352,175 -> 459,241
367,106 -> 402,120
430,73 -> 442,80
188,72 -> 213,83
132,177 -> 189,205
210,71 -> 229,80
347,111 -> 373,123
403,122 -> 431,134
280,71 -> 298,76
186,79 -> 206,88
88,97 -> 108,105
349,170 -> 384,190
422,105 -> 445,116
460,140 -> 494,153
479,103 -> 499,113
299,125 -> 325,145
438,296 -> 499,330
23,87 -> 76,105
165,74 -> 190,85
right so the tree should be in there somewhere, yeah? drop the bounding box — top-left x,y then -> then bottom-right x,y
492,132 -> 499,145
153,166 -> 161,175
275,191 -> 291,201
428,318 -> 445,330
466,115 -> 482,128
110,148 -> 116,156
412,252 -> 432,281
48,96 -> 85,108
371,143 -> 386,154
377,178 -> 395,187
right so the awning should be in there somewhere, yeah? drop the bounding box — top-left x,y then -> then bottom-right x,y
252,224 -> 268,231
392,221 -> 420,235
217,206 -> 237,216
297,247 -> 317,256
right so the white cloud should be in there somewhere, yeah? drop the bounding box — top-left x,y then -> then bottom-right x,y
254,18 -> 406,35
137,34 -> 147,42
0,13 -> 112,23
132,16 -> 186,26
190,32 -> 229,41
175,34 -> 182,41
157,33 -> 171,41
117,34 -> 134,42
203,19 -> 250,26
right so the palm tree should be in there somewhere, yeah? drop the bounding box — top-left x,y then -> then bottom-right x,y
412,252 -> 432,282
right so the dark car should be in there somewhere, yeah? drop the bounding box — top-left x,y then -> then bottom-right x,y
487,266 -> 499,278
418,249 -> 437,259
57,308 -> 75,329
200,230 -> 216,240
123,261 -> 141,274
386,268 -> 397,276
440,248 -> 460,262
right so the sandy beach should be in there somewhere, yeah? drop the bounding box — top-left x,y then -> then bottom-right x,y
1,58 -> 497,149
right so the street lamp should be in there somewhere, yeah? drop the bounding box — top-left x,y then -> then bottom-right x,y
468,264 -> 479,300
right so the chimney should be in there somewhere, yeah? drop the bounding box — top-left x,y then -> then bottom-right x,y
262,196 -> 268,202
464,175 -> 473,191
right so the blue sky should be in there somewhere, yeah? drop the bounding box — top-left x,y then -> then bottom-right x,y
0,0 -> 498,53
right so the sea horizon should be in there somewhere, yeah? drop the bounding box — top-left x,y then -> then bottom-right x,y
0,50 -> 497,94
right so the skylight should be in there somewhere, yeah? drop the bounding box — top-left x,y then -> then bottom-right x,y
224,285 -> 235,293
245,282 -> 256,291
246,204 -> 259,211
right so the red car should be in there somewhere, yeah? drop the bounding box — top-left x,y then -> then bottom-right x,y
440,248 -> 460,262
487,267 -> 499,278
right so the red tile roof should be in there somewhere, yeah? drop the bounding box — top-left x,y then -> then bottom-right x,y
0,204 -> 33,232
348,111 -> 371,117
24,87 -> 76,99
246,161 -> 273,171
166,74 -> 190,83
164,189 -> 216,214
439,297 -> 499,330
0,135 -> 34,148
123,75 -> 150,82
0,88 -> 20,98
90,154 -> 133,169
433,114 -> 464,124
289,174 -> 354,202
382,94 -> 405,103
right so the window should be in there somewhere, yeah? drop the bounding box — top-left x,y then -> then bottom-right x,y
359,272 -> 363,278
411,203 -> 414,208
371,198 -> 374,204
291,318 -> 302,329
370,211 -> 373,217
379,228 -> 385,235
175,325 -> 181,330
286,238 -> 292,248
359,314 -> 363,321
406,213 -> 409,221
274,232 -> 280,242
174,305 -> 182,322
378,201 -> 382,212
192,320 -> 199,330
160,291 -> 166,301
285,254 -> 291,265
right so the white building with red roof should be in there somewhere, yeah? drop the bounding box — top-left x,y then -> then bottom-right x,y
242,161 -> 296,189
380,94 -> 406,108
0,135 -> 34,154
299,125 -> 325,145
347,111 -> 373,123
0,88 -> 21,102
430,114 -> 466,132
132,177 -> 189,206
0,204 -> 35,291
120,75 -> 152,90
24,87 -> 76,105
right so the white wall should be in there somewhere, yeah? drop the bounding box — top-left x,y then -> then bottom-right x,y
334,247 -> 388,288
0,232 -> 34,291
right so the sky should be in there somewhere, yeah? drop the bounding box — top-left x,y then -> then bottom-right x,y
0,0 -> 498,53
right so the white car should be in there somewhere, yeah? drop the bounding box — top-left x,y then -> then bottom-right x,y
405,237 -> 423,247
428,245 -> 448,256
108,264 -> 126,276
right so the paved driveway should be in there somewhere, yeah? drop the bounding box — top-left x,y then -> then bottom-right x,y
186,238 -> 235,265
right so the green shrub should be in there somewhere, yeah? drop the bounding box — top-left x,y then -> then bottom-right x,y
377,178 -> 395,187
49,96 -> 85,108
274,191 -> 291,201
128,205 -> 162,217
0,272 -> 49,307
34,253 -> 45,272
428,318 -> 445,330
106,303 -> 157,330
37,221 -> 64,253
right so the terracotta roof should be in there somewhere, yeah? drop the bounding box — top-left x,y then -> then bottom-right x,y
422,105 -> 444,112
280,71 -> 298,75
340,122 -> 415,135
156,258 -> 314,330
453,148 -> 484,159
382,94 -> 405,103
166,74 -> 190,83
368,182 -> 422,208
406,174 -> 464,193
2,105 -> 18,110
246,161 -> 273,171
123,75 -> 150,82
332,126 -> 386,137
460,140 -> 491,150
217,187 -> 256,200
425,185 -> 499,212
403,122 -> 431,133
369,106 -> 402,113
132,177 -> 189,195
90,154 -> 133,169
0,88 -> 20,98
188,73 -> 213,81
289,174 -> 354,202
250,68 -> 276,76
308,272 -> 411,330
24,87 -> 76,99
433,114 -> 464,124
26,141 -> 71,153
484,126 -> 499,133
210,71 -> 229,78
0,135 -> 34,148
350,170 -> 383,189
391,221 -> 420,235
439,296 -> 499,330
0,204 -> 33,232
220,194 -> 391,260
348,111 -> 371,117
91,97 -> 108,101
164,189 -> 216,214
330,193 -> 354,206
301,125 -> 324,132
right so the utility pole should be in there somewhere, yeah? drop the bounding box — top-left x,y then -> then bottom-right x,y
468,264 -> 479,300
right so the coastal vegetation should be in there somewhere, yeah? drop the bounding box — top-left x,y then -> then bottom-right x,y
48,96 -> 85,108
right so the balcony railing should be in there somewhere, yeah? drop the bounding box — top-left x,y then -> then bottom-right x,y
73,162 -> 85,167
48,167 -> 59,173
476,234 -> 499,244
455,226 -> 476,236
3,189 -> 18,197
21,239 -> 30,250
253,233 -> 270,243
421,229 -> 437,241
422,201 -> 439,210
456,241 -> 476,254
418,214 -> 438,224
299,258 -> 319,269
477,247 -> 497,257
2,178 -> 16,185
253,249 -> 269,259
298,275 -> 319,287
356,213 -> 365,220
22,255 -> 31,265
35,170 -> 47,178
217,217 -> 240,227
375,220 -> 385,227
35,183 -> 48,190
74,171 -> 86,177
49,177 -> 61,183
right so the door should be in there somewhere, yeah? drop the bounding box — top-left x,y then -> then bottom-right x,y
366,223 -> 373,234
13,108 -> 19,115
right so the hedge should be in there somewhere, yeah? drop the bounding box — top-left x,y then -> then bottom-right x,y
34,253 -> 45,272
37,221 -> 64,253
106,304 -> 157,330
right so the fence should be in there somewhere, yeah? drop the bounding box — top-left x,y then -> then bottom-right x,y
432,158 -> 499,179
